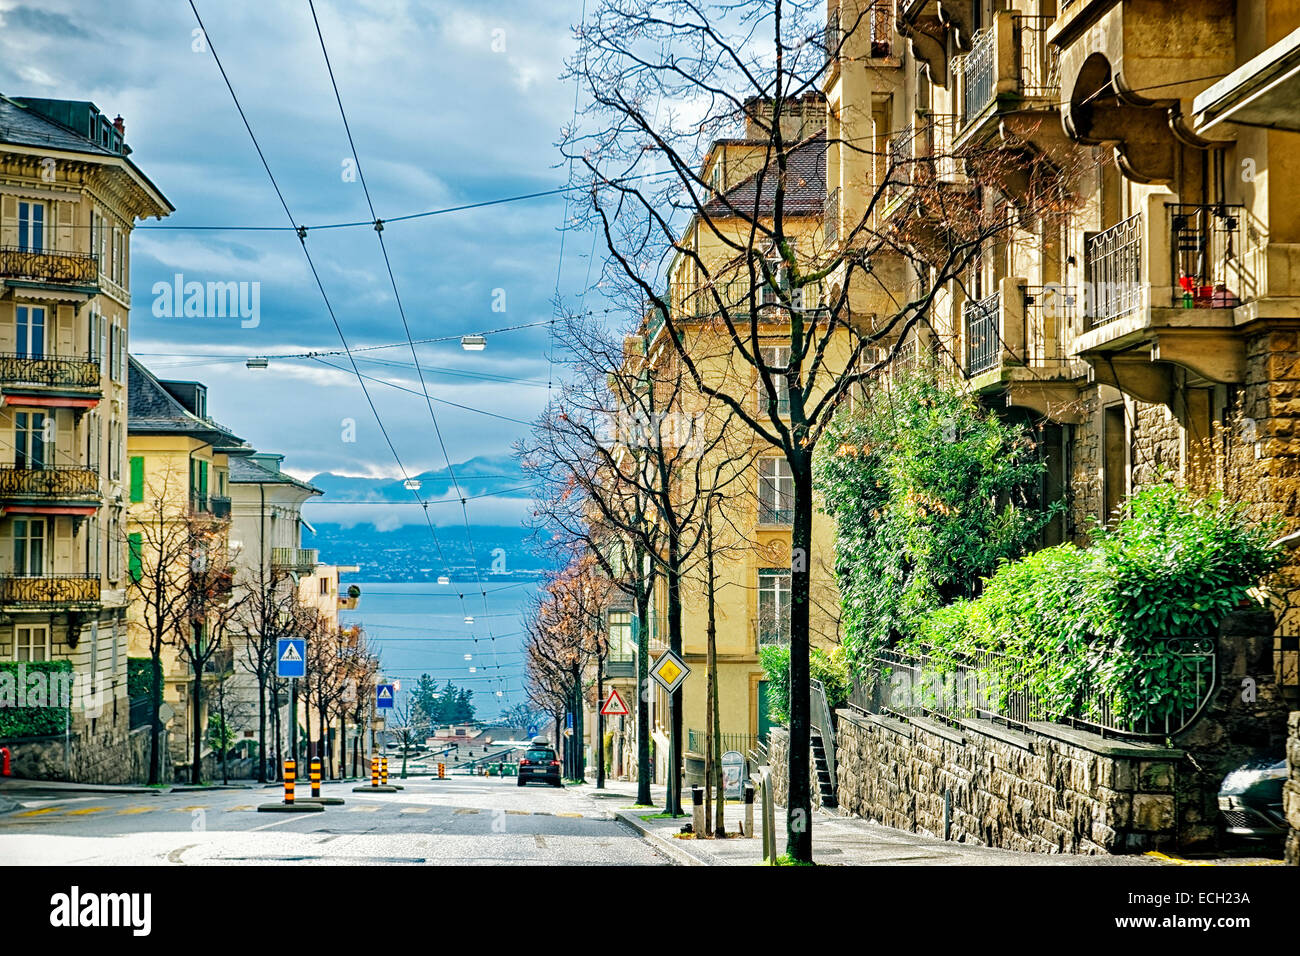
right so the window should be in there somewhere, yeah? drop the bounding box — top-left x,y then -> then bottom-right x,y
112,227 -> 123,285
15,625 -> 50,662
108,509 -> 121,580
13,517 -> 47,576
17,201 -> 45,252
14,410 -> 50,470
108,416 -> 121,481
758,570 -> 791,645
758,458 -> 794,524
608,610 -> 634,662
190,458 -> 209,510
109,321 -> 124,381
16,305 -> 46,358
759,345 -> 791,415
88,308 -> 101,364
319,576 -> 330,596
129,456 -> 144,503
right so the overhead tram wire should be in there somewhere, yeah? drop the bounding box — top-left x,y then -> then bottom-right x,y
309,0 -> 508,701
187,0 -> 491,675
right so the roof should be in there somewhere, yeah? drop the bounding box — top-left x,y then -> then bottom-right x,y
702,130 -> 826,219
229,454 -> 321,495
127,355 -> 250,451
0,94 -> 174,217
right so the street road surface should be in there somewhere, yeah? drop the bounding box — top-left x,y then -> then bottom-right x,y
0,776 -> 670,866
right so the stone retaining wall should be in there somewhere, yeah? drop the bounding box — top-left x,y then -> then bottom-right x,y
2,712 -> 155,784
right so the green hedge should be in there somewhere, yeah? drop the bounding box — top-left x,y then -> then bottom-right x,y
759,644 -> 851,726
904,483 -> 1283,729
0,659 -> 73,738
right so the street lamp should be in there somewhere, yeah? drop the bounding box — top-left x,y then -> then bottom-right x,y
460,335 -> 486,351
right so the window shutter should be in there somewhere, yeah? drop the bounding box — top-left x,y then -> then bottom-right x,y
129,456 -> 144,503
199,460 -> 209,499
128,531 -> 143,583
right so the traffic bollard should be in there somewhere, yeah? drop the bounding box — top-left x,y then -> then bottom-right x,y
691,785 -> 704,836
743,783 -> 755,838
381,755 -> 389,786
256,757 -> 324,812
0,746 -> 10,777
310,757 -> 322,799
284,759 -> 296,805
438,762 -> 445,779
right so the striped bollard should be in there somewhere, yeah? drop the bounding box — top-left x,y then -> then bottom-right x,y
371,755 -> 379,788
310,757 -> 322,799
284,759 -> 296,805
438,762 -> 445,780
381,755 -> 389,786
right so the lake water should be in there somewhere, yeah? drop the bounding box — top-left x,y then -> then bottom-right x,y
338,579 -> 540,716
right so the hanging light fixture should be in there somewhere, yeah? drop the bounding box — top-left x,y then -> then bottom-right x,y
460,334 -> 486,351
437,575 -> 450,585
464,616 -> 474,624
246,356 -> 269,369
403,478 -> 421,491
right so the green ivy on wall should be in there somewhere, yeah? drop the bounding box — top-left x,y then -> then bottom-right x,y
0,659 -> 73,739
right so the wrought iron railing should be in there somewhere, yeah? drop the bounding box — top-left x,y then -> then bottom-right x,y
0,353 -> 100,388
850,641 -> 1218,740
868,1 -> 892,57
271,547 -> 317,572
758,502 -> 793,525
1085,212 -> 1144,326
810,677 -> 836,784
824,9 -> 839,69
962,27 -> 996,123
209,495 -> 232,519
824,186 -> 840,244
687,729 -> 761,756
963,291 -> 1001,375
0,573 -> 100,606
0,246 -> 97,285
0,465 -> 99,498
1169,203 -> 1245,308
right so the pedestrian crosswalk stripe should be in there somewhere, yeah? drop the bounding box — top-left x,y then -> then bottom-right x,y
14,807 -> 62,817
118,807 -> 153,815
66,807 -> 107,816
348,806 -> 380,812
172,806 -> 206,812
505,809 -> 530,815
555,812 -> 582,818
399,807 -> 429,814
453,808 -> 480,815
226,806 -> 254,812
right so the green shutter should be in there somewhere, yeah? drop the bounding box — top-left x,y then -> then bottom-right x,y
128,532 -> 143,583
129,456 -> 144,503
199,460 -> 208,499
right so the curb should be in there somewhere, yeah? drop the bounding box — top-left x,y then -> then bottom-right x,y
169,784 -> 255,793
0,780 -> 157,795
613,810 -> 704,867
0,795 -> 18,814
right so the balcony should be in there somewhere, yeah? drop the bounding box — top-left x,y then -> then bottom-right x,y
0,353 -> 101,395
271,547 -> 318,573
0,572 -> 99,608
958,13 -> 1058,137
202,647 -> 235,677
0,247 -> 98,298
1075,199 -> 1248,402
961,278 -> 1088,424
824,3 -> 892,80
758,502 -> 793,526
603,657 -> 635,679
209,495 -> 232,519
0,464 -> 99,501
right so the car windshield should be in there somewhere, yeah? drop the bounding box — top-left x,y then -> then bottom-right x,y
525,749 -> 554,762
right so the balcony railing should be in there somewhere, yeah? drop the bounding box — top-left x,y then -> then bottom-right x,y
964,292 -> 1001,375
824,9 -> 839,69
1085,213 -> 1144,327
962,27 -> 996,123
0,573 -> 99,606
271,547 -> 318,572
0,247 -> 97,286
824,186 -> 840,244
758,502 -> 793,525
1169,203 -> 1245,308
209,495 -> 232,519
687,729 -> 761,756
0,353 -> 100,389
0,464 -> 99,498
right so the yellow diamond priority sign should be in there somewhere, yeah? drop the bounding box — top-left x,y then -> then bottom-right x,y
650,649 -> 690,693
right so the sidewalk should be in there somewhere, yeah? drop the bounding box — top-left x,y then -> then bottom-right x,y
583,779 -> 1158,866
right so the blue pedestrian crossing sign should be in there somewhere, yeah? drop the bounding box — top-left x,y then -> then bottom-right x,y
276,638 -> 306,679
376,683 -> 395,709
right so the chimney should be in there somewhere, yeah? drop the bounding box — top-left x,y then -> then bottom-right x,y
113,115 -> 125,137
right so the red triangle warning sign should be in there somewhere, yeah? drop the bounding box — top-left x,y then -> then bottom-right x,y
600,688 -> 631,716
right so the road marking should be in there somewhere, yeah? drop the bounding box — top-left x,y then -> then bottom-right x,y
118,807 -> 154,815
555,812 -> 582,818
66,807 -> 108,816
453,808 -> 480,815
505,810 -> 530,815
226,806 -> 254,812
172,806 -> 206,812
14,807 -> 62,817
533,834 -> 547,848
399,807 -> 429,814
348,806 -> 380,813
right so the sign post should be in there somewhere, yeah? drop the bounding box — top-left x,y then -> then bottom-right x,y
649,650 -> 691,817
276,638 -> 306,765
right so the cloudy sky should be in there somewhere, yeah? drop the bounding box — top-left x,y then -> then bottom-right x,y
0,0 -> 606,504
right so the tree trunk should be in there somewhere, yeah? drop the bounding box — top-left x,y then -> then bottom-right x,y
149,650 -> 164,785
191,661 -> 204,785
271,681 -> 282,781
596,656 -> 606,789
786,456 -> 814,862
257,674 -> 268,783
635,588 -> 652,805
708,524 -> 724,837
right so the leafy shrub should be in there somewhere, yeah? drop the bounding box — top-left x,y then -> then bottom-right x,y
759,644 -> 851,726
0,659 -> 73,738
902,484 -> 1283,728
815,366 -> 1058,664
127,657 -> 156,701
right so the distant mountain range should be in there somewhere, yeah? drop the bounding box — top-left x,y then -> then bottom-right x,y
302,454 -> 549,581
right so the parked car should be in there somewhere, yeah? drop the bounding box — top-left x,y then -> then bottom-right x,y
1218,757 -> 1288,842
517,738 -> 561,787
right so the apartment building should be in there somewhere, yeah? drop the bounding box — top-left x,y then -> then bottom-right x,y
0,96 -> 171,781
827,0 -> 1300,695
126,356 -> 252,773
